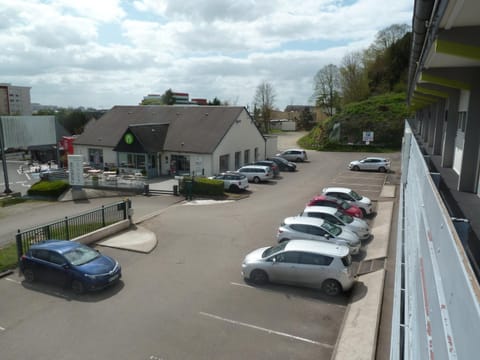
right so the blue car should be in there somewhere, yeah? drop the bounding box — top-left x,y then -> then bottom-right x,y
19,240 -> 121,294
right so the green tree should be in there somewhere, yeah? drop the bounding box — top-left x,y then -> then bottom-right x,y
312,64 -> 341,116
298,107 -> 315,130
208,97 -> 222,105
253,81 -> 276,133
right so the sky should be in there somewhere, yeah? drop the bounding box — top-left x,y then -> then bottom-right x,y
1,0 -> 413,111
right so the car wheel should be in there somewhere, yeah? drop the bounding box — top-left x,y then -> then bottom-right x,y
250,270 -> 269,285
253,176 -> 261,184
353,165 -> 360,171
72,279 -> 85,294
322,279 -> 342,296
378,166 -> 386,173
228,184 -> 239,193
23,268 -> 35,283
296,157 -> 303,162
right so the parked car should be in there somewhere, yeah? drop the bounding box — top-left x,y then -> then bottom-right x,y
307,195 -> 364,218
208,172 -> 249,192
268,156 -> 296,172
322,187 -> 373,217
300,206 -> 371,240
275,148 -> 308,162
39,168 -> 68,180
276,216 -> 361,254
251,160 -> 280,177
19,240 -> 122,294
349,157 -> 391,172
241,239 -> 355,296
237,165 -> 273,183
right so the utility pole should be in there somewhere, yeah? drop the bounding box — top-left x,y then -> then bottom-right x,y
0,118 -> 12,194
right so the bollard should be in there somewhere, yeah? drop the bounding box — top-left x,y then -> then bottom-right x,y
143,183 -> 150,196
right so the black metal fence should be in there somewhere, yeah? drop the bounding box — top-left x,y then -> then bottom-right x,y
16,199 -> 131,259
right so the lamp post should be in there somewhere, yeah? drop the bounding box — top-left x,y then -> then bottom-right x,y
0,118 -> 12,193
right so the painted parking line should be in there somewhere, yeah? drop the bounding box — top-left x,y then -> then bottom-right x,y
0,325 -> 5,331
329,181 -> 384,189
229,282 -> 345,308
5,277 -> 22,285
199,311 -> 333,348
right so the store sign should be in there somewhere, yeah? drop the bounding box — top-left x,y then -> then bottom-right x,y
363,131 -> 374,143
124,133 -> 134,145
68,155 -> 84,186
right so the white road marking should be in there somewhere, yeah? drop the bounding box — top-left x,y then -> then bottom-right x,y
229,282 -> 345,308
5,278 -> 22,285
0,325 -> 5,331
199,311 -> 332,348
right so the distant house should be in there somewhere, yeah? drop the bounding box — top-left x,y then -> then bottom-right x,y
73,106 -> 272,177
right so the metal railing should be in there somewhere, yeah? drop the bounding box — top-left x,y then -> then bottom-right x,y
16,199 -> 131,259
391,122 -> 480,360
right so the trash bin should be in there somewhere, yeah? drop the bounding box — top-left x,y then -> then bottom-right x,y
173,185 -> 178,196
143,183 -> 149,196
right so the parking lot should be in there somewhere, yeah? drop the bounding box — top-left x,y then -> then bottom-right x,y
0,148 -> 398,360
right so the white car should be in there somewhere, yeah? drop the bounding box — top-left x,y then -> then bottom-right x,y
276,216 -> 361,254
300,206 -> 371,240
349,157 -> 390,172
208,172 -> 249,192
321,187 -> 373,217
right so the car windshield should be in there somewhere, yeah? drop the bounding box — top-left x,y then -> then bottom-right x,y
275,157 -> 288,165
321,221 -> 342,236
262,242 -> 287,258
349,190 -> 362,200
336,211 -> 353,224
64,245 -> 100,266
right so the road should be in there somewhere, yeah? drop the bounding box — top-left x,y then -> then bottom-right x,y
0,133 -> 399,359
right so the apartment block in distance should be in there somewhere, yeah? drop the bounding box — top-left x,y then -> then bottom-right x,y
0,83 -> 32,115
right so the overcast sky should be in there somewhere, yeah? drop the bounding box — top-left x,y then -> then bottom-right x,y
1,0 -> 413,111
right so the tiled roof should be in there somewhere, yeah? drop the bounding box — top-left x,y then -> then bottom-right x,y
74,105 -> 246,153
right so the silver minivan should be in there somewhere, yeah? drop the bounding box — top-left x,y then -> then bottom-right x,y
237,165 -> 273,183
241,239 -> 355,296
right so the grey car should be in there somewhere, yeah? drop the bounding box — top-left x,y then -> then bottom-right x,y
241,239 -> 355,296
276,216 -> 361,254
275,148 -> 308,162
300,206 -> 371,240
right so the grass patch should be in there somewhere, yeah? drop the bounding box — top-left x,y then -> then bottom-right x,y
0,197 -> 27,207
0,242 -> 19,272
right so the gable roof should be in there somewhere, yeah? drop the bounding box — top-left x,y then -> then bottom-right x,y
113,124 -> 169,153
74,105 -> 248,153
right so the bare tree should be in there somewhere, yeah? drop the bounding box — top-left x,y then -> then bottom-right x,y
340,51 -> 370,104
253,81 -> 276,133
372,24 -> 410,52
311,64 -> 341,117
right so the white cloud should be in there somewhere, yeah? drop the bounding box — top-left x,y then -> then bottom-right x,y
1,0 -> 413,110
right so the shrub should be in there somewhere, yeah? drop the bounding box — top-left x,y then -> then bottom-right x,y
180,176 -> 224,197
27,180 -> 70,198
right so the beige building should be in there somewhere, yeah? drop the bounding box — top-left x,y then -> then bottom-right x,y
0,83 -> 32,115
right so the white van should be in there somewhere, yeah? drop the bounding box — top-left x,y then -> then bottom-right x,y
241,239 -> 355,296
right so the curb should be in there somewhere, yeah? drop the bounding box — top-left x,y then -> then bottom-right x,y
0,269 -> 14,278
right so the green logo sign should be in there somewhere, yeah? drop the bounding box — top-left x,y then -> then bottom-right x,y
124,133 -> 134,145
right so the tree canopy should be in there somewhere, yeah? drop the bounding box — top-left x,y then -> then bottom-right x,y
253,81 -> 276,133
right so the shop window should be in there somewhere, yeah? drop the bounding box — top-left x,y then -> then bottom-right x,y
88,148 -> 104,168
219,154 -> 229,172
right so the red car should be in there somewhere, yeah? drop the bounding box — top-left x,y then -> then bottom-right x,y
306,195 -> 363,218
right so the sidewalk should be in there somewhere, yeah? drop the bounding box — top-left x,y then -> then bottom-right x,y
332,185 -> 396,360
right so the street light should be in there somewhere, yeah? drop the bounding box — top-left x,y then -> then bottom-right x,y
0,118 -> 12,194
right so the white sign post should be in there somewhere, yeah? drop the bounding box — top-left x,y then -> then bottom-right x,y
363,131 -> 374,145
68,155 -> 84,187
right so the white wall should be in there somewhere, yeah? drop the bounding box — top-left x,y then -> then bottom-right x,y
73,144 -> 117,165
212,109 -> 265,174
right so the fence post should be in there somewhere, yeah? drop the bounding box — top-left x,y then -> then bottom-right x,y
44,226 -> 51,240
102,205 -> 106,227
16,230 -> 23,260
65,217 -> 70,240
